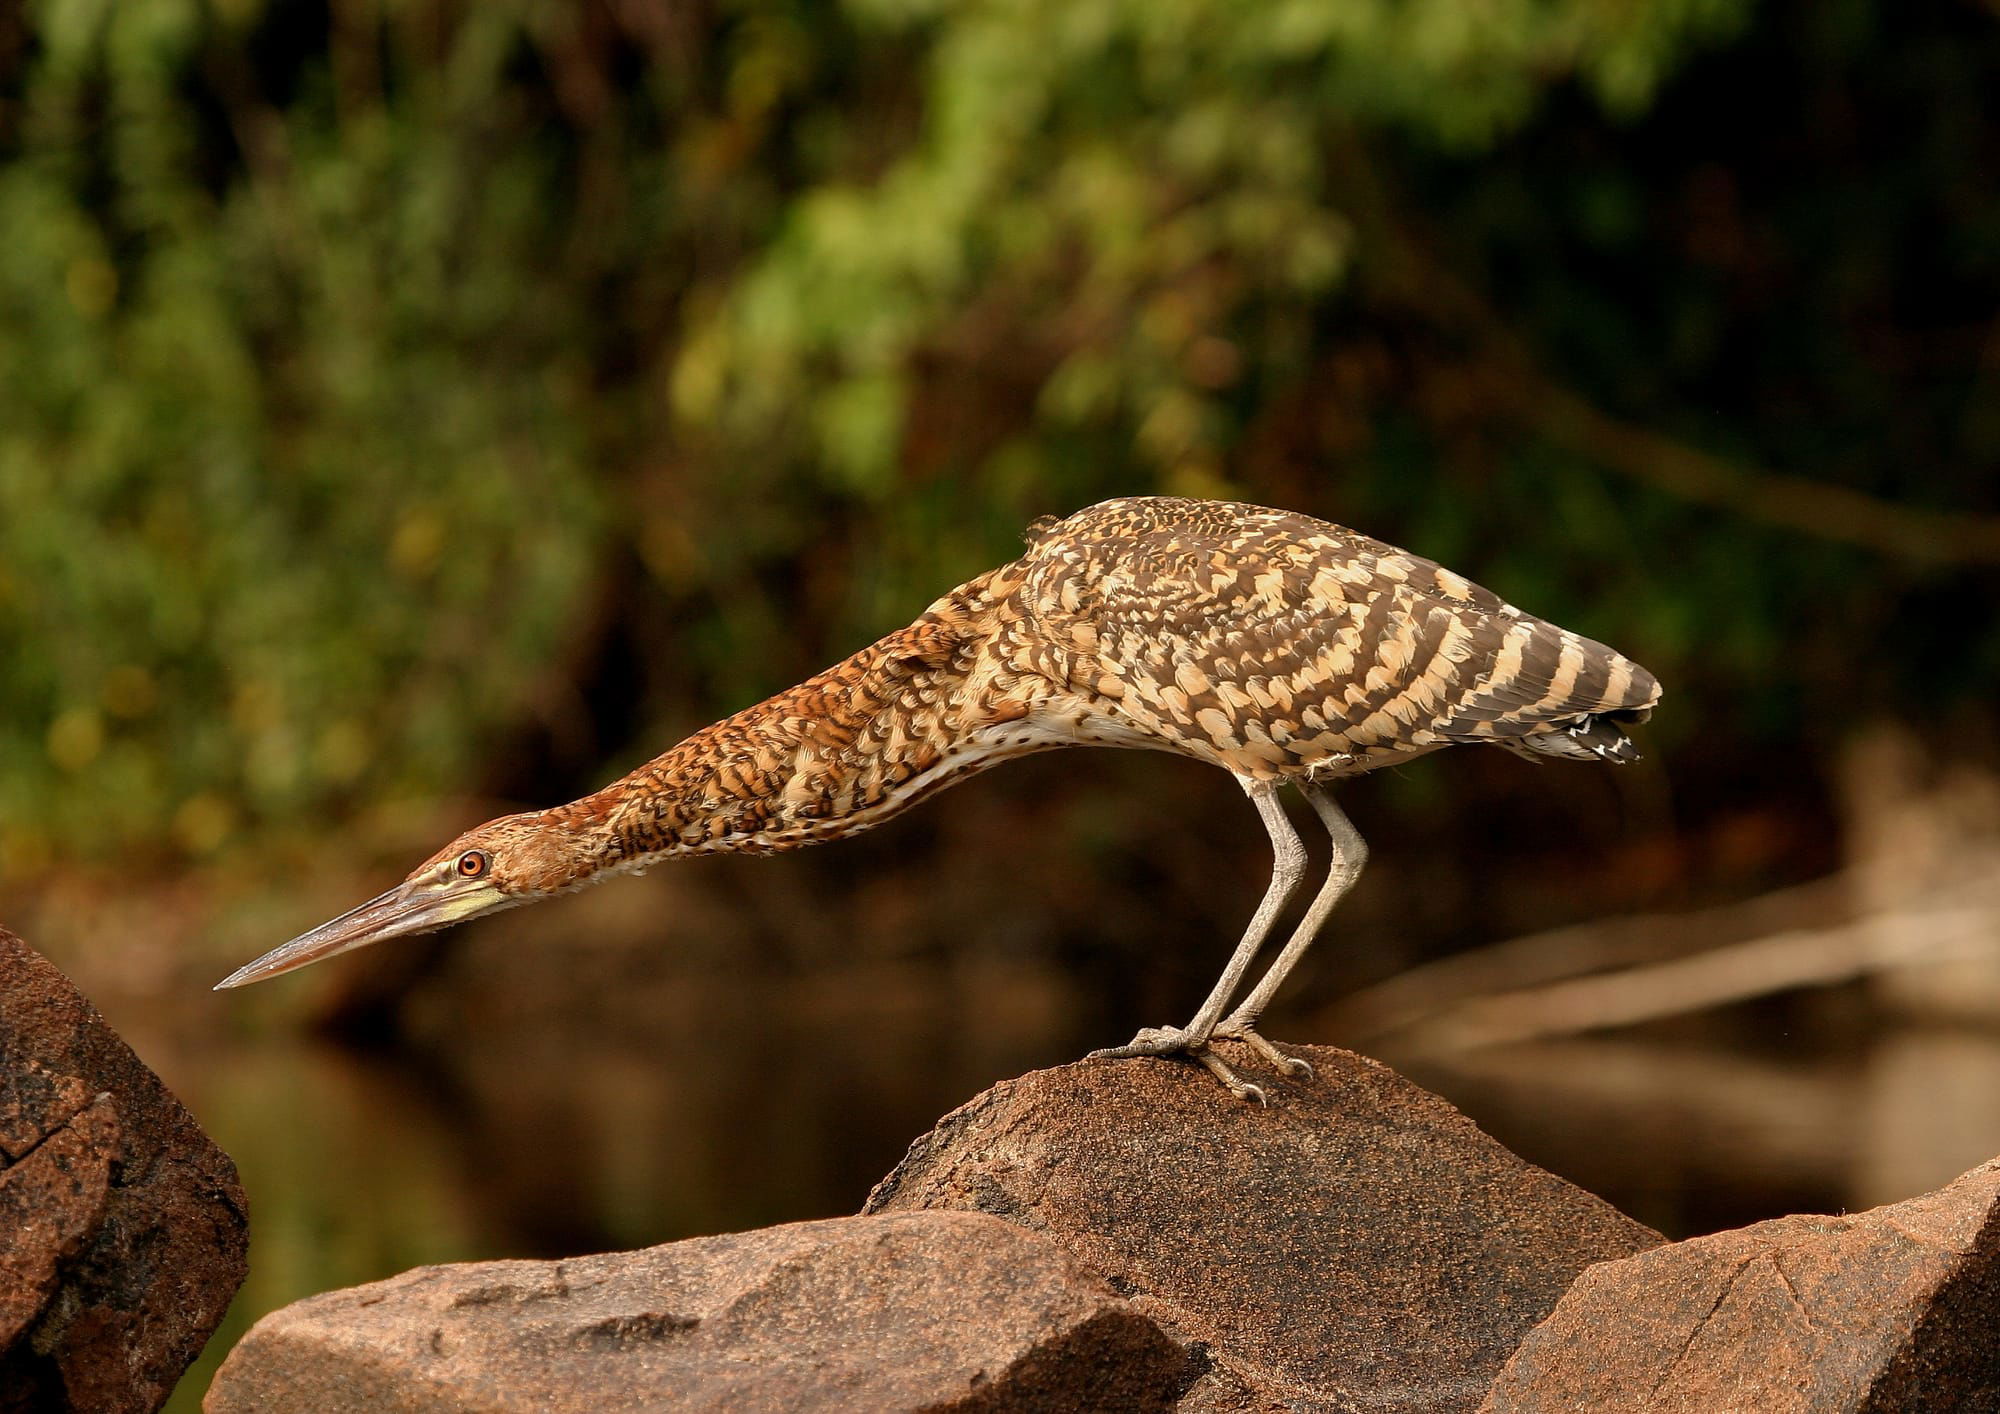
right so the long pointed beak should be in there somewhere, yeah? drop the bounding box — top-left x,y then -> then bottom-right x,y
214,882 -> 470,990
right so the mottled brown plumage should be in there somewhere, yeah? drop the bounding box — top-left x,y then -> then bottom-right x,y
220,497 -> 1659,1101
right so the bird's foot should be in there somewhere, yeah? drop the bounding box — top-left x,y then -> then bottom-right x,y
1210,1019 -> 1314,1079
1087,1026 -> 1268,1104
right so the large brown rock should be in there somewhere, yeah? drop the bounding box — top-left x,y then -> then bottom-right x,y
205,1209 -> 1188,1413
865,1043 -> 1664,1413
1482,1155 -> 2000,1413
0,927 -> 249,1413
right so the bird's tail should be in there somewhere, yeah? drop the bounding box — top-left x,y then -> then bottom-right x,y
1508,708 -> 1651,764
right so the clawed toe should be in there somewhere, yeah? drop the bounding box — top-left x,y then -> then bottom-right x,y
1193,1047 -> 1267,1104
1213,1021 -> 1313,1078
1086,1026 -> 1196,1061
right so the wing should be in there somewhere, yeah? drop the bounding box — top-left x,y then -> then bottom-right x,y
1017,497 -> 1657,774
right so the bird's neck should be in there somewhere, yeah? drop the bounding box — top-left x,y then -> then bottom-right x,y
574,562 -> 1045,869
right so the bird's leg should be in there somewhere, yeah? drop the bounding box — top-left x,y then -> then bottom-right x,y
1088,777 -> 1307,1102
1211,784 -> 1368,1077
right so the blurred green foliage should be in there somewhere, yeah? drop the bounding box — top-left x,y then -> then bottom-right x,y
1,0 -> 1995,871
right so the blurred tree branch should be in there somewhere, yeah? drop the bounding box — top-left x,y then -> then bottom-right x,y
1335,882 -> 2000,1053
1530,383 -> 2000,564
1336,137 -> 2000,566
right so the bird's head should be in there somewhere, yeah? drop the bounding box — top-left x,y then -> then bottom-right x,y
214,810 -> 608,990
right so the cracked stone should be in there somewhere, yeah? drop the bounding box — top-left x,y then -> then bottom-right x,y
0,1094 -> 118,1348
1482,1156 -> 2000,1412
204,1209 -> 1189,1413
0,927 -> 248,1414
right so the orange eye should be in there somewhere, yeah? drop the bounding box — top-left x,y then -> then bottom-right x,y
456,850 -> 489,879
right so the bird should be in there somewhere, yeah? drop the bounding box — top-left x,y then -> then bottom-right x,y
217,496 -> 1659,1102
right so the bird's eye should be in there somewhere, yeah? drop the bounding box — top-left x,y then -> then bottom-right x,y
456,850 -> 490,879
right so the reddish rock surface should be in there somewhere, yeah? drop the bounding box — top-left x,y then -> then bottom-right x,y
1483,1155 -> 2000,1413
205,1209 -> 1188,1413
0,927 -> 249,1414
865,1043 -> 1663,1413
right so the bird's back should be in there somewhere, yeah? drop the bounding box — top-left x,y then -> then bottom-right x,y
1010,497 -> 1658,780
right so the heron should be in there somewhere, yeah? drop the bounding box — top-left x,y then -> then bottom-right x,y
218,497 -> 1658,1101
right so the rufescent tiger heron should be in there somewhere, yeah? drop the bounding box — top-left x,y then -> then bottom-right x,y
218,497 -> 1659,1102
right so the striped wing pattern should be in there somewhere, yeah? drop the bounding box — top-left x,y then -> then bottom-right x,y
1016,498 -> 1657,780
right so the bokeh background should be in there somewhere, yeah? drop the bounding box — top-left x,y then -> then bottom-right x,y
3,0 -> 1999,1405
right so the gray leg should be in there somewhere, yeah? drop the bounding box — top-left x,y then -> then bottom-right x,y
1213,784 -> 1368,1075
1088,776 -> 1307,1102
